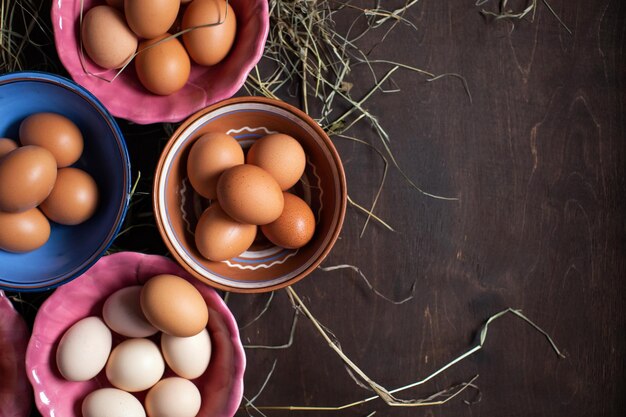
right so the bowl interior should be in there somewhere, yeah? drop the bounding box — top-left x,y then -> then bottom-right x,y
52,0 -> 268,124
156,99 -> 345,291
0,73 -> 129,291
25,252 -> 245,417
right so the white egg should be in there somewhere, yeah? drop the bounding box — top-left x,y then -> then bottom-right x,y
82,388 -> 146,417
161,328 -> 211,379
145,377 -> 201,417
106,338 -> 164,392
102,286 -> 158,338
56,316 -> 112,381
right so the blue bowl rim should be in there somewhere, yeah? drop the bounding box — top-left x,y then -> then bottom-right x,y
0,71 -> 131,292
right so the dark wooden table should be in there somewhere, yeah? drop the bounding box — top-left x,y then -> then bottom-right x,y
7,0 -> 625,416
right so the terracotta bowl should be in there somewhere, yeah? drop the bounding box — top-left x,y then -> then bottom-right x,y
154,97 -> 347,293
25,251 -> 245,417
51,0 -> 269,124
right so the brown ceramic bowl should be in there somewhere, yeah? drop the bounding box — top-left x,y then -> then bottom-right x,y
154,97 -> 347,293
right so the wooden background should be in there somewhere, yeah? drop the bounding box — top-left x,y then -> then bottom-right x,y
8,0 -> 625,416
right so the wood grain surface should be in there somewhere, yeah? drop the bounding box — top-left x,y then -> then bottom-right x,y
7,0 -> 625,416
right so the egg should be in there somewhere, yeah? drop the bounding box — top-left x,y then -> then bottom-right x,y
261,192 -> 316,249
0,145 -> 57,213
217,164 -> 285,225
135,34 -> 190,96
182,0 -> 237,66
39,168 -> 99,225
145,377 -> 201,417
187,132 -> 244,199
106,338 -> 164,392
19,112 -> 83,167
82,388 -> 146,417
56,316 -> 112,381
195,203 -> 256,261
125,0 -> 180,39
140,274 -> 208,337
102,286 -> 158,338
247,133 -> 306,190
81,5 -> 138,70
0,138 -> 17,159
161,328 -> 212,379
0,208 -> 50,252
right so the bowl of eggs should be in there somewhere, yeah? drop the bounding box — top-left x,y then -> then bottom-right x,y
154,96 -> 347,293
26,251 -> 246,417
0,71 -> 130,291
52,0 -> 269,124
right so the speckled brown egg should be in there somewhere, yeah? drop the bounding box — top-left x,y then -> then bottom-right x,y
140,274 -> 208,337
0,138 -> 18,159
247,134 -> 306,190
217,164 -> 284,225
187,132 -> 243,199
0,208 -> 50,252
182,0 -> 237,66
261,193 -> 315,249
125,0 -> 180,39
81,5 -> 138,70
19,113 -> 84,167
40,168 -> 99,225
0,146 -> 57,213
195,203 -> 257,261
135,34 -> 191,96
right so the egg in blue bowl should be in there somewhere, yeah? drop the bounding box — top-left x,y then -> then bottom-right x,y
0,72 -> 130,291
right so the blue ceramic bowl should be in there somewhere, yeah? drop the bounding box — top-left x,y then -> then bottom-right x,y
0,72 -> 131,291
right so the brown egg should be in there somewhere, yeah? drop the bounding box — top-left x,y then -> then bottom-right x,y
19,113 -> 84,167
125,0 -> 180,39
0,208 -> 50,252
247,134 -> 306,191
0,146 -> 57,213
135,34 -> 191,96
217,164 -> 284,225
182,0 -> 237,66
140,274 -> 208,337
195,203 -> 257,261
187,132 -> 243,199
40,168 -> 99,225
81,5 -> 138,70
0,138 -> 18,159
261,193 -> 315,249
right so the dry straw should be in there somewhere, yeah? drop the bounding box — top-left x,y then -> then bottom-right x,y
245,0 -> 471,237
0,0 -> 54,72
240,287 -> 564,414
477,0 -> 572,34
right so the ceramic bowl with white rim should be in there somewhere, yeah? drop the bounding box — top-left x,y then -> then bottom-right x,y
153,97 -> 347,293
